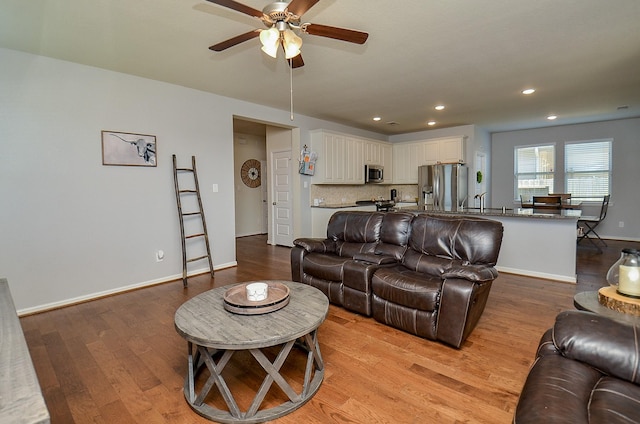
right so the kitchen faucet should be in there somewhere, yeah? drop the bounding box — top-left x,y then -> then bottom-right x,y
474,192 -> 487,212
458,195 -> 468,211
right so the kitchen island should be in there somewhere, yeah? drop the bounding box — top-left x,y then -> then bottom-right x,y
408,207 -> 581,283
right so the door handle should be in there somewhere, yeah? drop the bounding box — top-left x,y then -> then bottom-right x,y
272,202 -> 276,205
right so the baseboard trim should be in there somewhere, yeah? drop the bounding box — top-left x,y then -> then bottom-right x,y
496,266 -> 577,284
17,261 -> 238,317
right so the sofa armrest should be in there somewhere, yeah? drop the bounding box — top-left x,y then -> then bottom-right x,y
293,238 -> 335,253
552,310 -> 640,384
535,328 -> 559,357
442,264 -> 498,282
353,252 -> 397,265
436,278 -> 494,348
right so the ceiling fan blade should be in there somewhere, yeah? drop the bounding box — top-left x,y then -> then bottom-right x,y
209,30 -> 260,51
288,54 -> 305,68
286,0 -> 320,17
304,23 -> 369,44
204,0 -> 263,18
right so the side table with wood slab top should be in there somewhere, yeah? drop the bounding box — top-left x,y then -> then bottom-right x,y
574,288 -> 640,326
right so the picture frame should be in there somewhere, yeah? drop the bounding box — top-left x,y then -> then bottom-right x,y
101,130 -> 157,167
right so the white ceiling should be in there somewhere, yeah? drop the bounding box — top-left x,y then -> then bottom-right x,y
2,0 -> 639,135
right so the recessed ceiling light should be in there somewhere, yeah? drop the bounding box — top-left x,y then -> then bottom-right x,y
522,88 -> 536,95
427,121 -> 437,126
547,115 -> 557,120
373,116 -> 381,121
435,105 -> 445,111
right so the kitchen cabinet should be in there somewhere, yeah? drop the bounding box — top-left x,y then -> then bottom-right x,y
380,143 -> 393,183
364,140 -> 393,182
392,136 -> 465,184
310,130 -> 364,184
311,130 -> 392,185
438,137 -> 465,163
364,140 -> 382,165
392,142 -> 424,184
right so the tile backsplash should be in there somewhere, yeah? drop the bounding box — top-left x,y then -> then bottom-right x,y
310,184 -> 418,205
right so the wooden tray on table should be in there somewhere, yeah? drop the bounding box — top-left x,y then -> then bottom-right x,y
223,281 -> 290,315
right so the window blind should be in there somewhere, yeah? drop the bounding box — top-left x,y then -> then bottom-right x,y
565,140 -> 611,198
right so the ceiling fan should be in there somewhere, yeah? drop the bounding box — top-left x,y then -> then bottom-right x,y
205,0 -> 369,68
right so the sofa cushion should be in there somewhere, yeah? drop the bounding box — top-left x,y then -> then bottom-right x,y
408,214 -> 503,265
375,212 -> 414,260
372,266 -> 442,311
335,241 -> 378,258
327,211 -> 384,243
302,253 -> 352,282
402,251 -> 455,278
552,310 -> 640,384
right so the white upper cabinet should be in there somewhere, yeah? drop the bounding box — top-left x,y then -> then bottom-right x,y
438,136 -> 465,163
392,136 -> 465,183
392,142 -> 424,184
364,139 -> 393,183
310,130 -> 365,184
380,143 -> 393,183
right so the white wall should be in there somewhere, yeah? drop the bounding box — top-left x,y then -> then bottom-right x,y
0,47 -> 385,312
491,118 -> 640,241
233,133 -> 266,237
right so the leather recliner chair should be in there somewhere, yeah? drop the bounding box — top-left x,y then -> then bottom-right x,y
514,310 -> 640,423
371,214 -> 504,347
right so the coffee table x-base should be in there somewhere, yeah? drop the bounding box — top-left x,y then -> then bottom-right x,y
174,281 -> 329,423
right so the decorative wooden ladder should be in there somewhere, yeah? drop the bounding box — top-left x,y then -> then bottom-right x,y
172,155 -> 214,287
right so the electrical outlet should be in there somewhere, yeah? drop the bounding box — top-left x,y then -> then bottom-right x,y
212,183 -> 219,193
619,221 -> 625,228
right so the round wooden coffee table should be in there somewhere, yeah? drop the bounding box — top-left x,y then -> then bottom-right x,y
174,281 -> 328,423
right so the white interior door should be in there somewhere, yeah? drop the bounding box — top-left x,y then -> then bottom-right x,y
260,160 -> 268,234
271,150 -> 293,246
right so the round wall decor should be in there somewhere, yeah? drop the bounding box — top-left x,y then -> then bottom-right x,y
240,159 -> 261,188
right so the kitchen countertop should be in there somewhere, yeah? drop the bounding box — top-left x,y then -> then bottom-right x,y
310,204 -> 581,220
311,201 -> 417,209
403,206 -> 581,219
310,203 -> 360,209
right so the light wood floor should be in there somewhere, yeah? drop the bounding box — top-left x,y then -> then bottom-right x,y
20,236 -> 639,423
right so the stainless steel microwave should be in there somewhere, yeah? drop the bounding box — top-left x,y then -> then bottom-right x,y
365,164 -> 384,183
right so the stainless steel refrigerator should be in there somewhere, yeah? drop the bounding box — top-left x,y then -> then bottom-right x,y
418,164 -> 468,211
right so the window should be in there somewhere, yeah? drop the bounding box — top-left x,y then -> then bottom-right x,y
514,144 -> 555,200
565,140 -> 611,200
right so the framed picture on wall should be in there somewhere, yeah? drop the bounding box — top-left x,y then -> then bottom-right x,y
101,130 -> 157,167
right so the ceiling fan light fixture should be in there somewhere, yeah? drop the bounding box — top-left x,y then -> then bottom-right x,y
260,27 -> 280,58
283,29 -> 302,59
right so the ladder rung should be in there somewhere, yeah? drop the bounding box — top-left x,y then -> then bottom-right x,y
179,190 -> 197,193
176,168 -> 194,172
187,255 -> 208,263
185,233 -> 205,239
182,212 -> 201,217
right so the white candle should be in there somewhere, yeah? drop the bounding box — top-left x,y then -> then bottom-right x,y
619,264 -> 640,296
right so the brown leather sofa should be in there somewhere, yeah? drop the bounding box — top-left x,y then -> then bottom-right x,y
514,310 -> 640,423
291,210 -> 504,348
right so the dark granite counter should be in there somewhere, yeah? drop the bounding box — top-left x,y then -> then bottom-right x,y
402,207 -> 581,220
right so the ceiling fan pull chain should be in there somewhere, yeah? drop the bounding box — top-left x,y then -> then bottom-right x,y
290,60 -> 294,121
